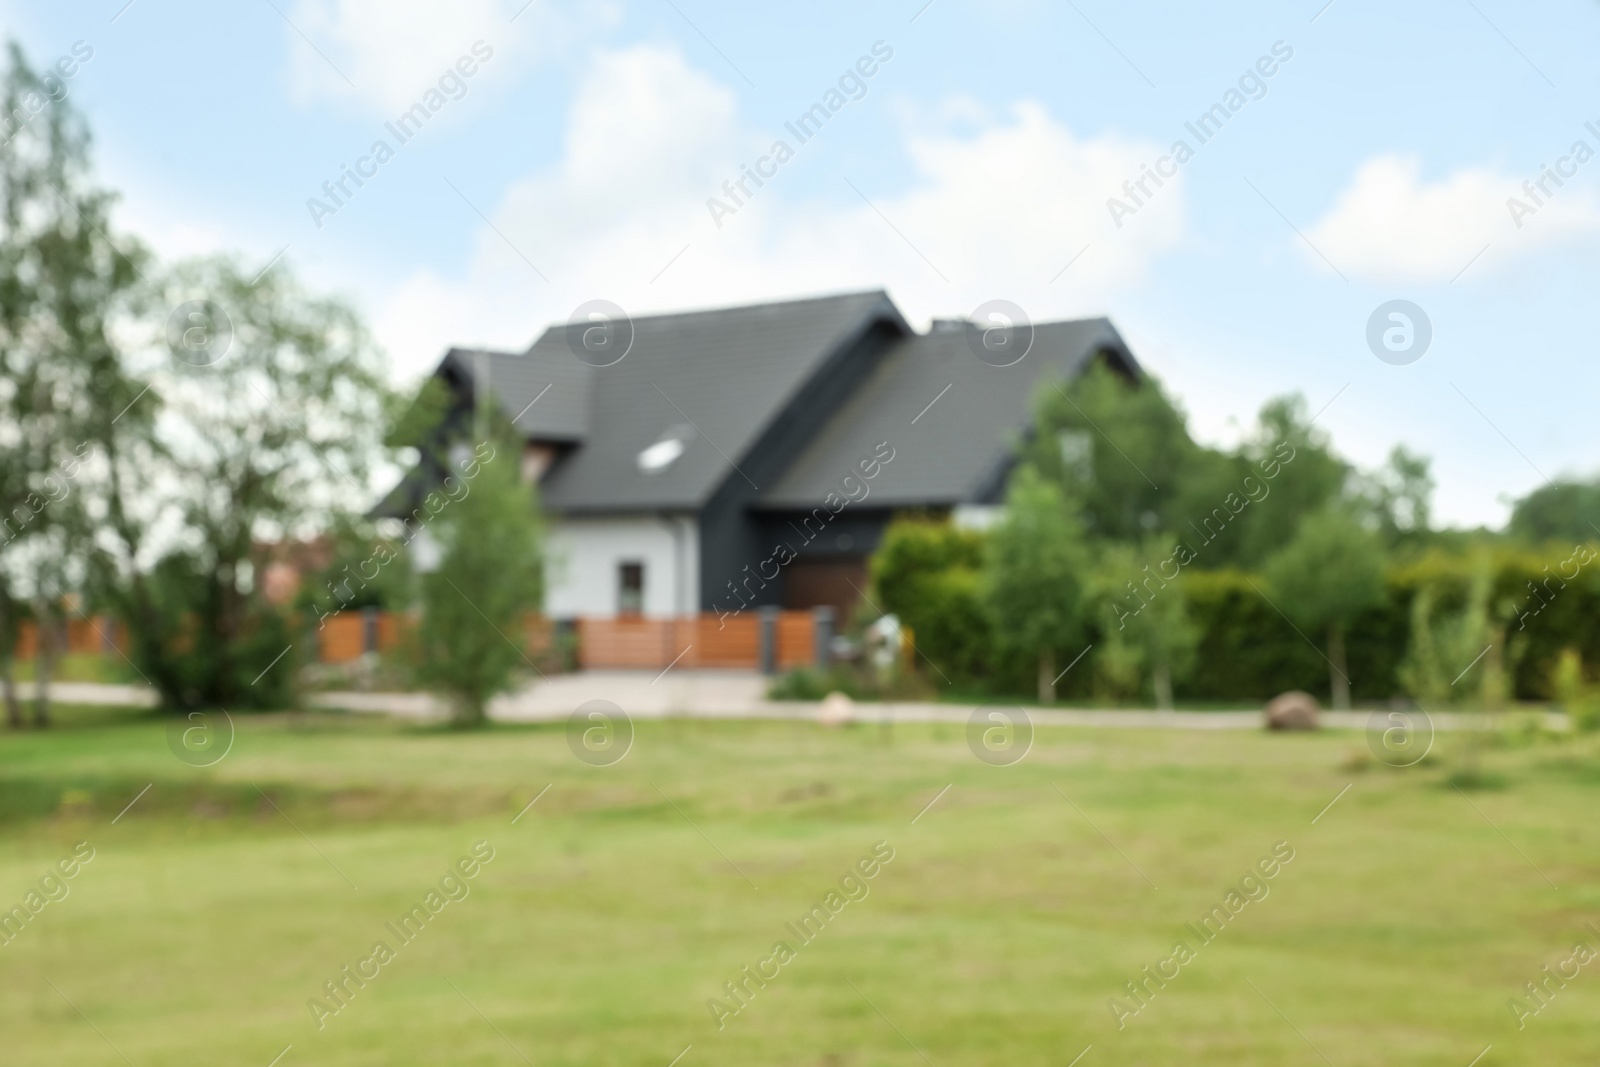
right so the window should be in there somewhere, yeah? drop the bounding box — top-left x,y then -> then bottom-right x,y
618,562 -> 645,616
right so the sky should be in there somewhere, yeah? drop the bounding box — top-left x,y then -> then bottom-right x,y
4,0 -> 1598,529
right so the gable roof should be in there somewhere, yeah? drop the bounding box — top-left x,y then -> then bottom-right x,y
453,290 -> 908,513
757,317 -> 1139,509
415,292 -> 1140,517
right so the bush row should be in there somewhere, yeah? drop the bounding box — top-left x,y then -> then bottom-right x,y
882,541 -> 1600,704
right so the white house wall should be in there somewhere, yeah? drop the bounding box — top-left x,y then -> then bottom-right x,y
544,515 -> 699,619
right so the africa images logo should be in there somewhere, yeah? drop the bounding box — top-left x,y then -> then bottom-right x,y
1366,300 -> 1432,365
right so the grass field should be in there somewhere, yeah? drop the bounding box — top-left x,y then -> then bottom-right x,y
10,653 -> 142,685
2,705 -> 1598,1065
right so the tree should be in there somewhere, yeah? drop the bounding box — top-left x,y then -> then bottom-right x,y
1355,445 -> 1434,551
1095,541 -> 1199,709
1090,617 -> 1143,705
983,466 -> 1090,704
0,41 -> 148,726
1509,478 -> 1600,545
1089,544 -> 1147,705
414,420 -> 544,728
1399,556 -> 1519,785
1021,367 -> 1356,572
1227,396 -> 1351,565
0,587 -> 19,726
1139,577 -> 1198,710
1023,360 -> 1226,545
95,256 -> 390,711
1262,509 -> 1386,710
1400,555 -> 1516,709
1093,541 -> 1199,708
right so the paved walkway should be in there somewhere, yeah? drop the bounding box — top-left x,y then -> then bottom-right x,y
21,674 -> 1544,731
13,681 -> 159,707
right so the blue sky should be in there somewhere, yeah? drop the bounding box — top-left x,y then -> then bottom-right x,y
6,0 -> 1599,528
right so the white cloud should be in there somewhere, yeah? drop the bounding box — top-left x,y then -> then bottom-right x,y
114,200 -> 230,262
1304,153 -> 1600,283
373,43 -> 1187,378
284,0 -> 617,116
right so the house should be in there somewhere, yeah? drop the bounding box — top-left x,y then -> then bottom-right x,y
387,289 -> 1140,643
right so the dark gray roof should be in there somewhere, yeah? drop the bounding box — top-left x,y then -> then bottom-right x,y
416,293 -> 1141,517
446,346 -> 593,442
454,290 -> 907,512
757,317 -> 1139,510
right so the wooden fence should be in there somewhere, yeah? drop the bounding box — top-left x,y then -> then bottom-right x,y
575,611 -> 816,670
12,616 -> 125,660
309,611 -> 554,665
11,608 -> 827,673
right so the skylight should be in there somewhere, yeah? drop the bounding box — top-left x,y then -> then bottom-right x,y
637,427 -> 693,473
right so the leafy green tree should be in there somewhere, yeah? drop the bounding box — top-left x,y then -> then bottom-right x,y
1509,478 -> 1600,545
0,41 -> 148,726
983,466 -> 1090,704
1262,509 -> 1386,710
1089,545 -> 1146,704
1398,585 -> 1462,707
1092,542 -> 1199,708
1024,361 -> 1227,544
1355,446 -> 1435,552
1227,397 -> 1351,565
95,256 -> 390,710
869,517 -> 989,681
414,421 -> 544,728
0,587 -> 19,726
1400,555 -> 1517,709
1022,367 -> 1354,573
1090,618 -> 1143,705
1139,579 -> 1199,710
1400,556 -> 1520,784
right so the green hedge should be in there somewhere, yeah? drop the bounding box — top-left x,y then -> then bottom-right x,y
874,535 -> 1600,704
1179,545 -> 1600,703
1181,569 -> 1401,702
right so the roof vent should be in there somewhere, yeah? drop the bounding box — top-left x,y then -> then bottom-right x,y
930,318 -> 967,333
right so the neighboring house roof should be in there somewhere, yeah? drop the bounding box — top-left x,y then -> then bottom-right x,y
758,316 -> 1139,510
407,291 -> 1139,516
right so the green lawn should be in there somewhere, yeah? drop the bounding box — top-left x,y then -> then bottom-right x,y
10,652 -> 143,684
2,705 -> 1597,1065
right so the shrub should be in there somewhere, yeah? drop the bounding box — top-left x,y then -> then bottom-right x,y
1552,649 -> 1600,732
870,518 -> 991,682
767,666 -> 872,702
